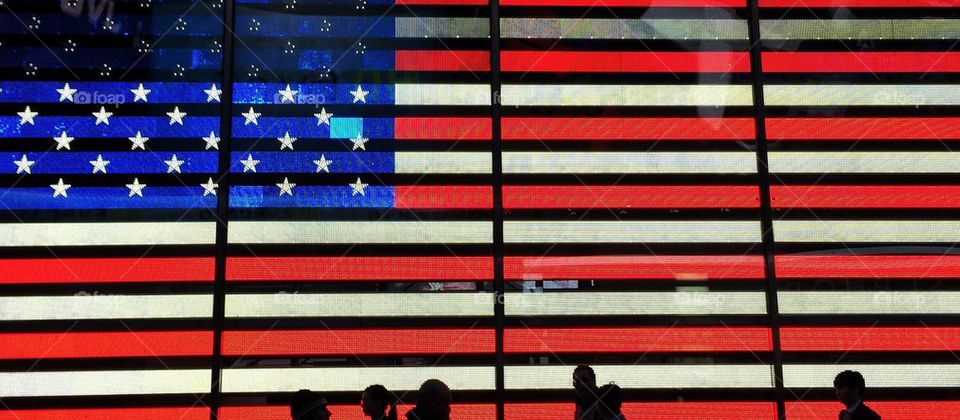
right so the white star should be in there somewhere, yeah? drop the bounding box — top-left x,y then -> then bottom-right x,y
350,177 -> 368,196
278,84 -> 298,103
350,84 -> 369,103
166,106 -> 187,125
92,106 -> 112,125
57,83 -> 77,102
277,131 -> 297,150
18,106 -> 38,125
202,131 -> 220,150
14,154 -> 35,174
204,83 -> 222,102
128,131 -> 149,150
313,154 -> 333,173
53,131 -> 74,150
201,177 -> 218,196
130,83 -> 151,102
242,107 -> 261,125
314,107 -> 333,126
126,178 -> 147,197
164,154 -> 185,173
350,132 -> 369,150
276,177 -> 296,196
240,154 -> 260,172
50,178 -> 71,198
89,154 -> 110,173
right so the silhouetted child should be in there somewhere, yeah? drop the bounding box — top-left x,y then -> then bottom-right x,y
598,384 -> 625,420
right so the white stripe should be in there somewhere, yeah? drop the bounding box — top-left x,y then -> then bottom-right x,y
0,294 -> 212,321
0,370 -> 210,397
503,152 -> 757,174
500,18 -> 748,40
394,84 -> 490,106
395,17 -> 489,38
768,152 -> 960,174
504,221 -> 760,243
765,85 -> 960,106
774,220 -> 960,243
395,152 -> 491,174
505,365 -> 773,389
226,293 -> 494,318
0,222 -> 215,247
504,292 -> 767,316
228,221 -> 492,244
783,364 -> 960,388
778,291 -> 960,315
501,85 -> 753,106
222,366 -> 495,393
761,19 -> 960,40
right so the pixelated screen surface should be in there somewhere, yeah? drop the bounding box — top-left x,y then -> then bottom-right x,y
1,0 -> 959,418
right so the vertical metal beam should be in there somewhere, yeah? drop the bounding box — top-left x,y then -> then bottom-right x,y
489,0 -> 505,417
210,0 -> 236,417
746,1 -> 787,418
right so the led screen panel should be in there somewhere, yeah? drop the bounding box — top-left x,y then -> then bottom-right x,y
0,0 -> 221,415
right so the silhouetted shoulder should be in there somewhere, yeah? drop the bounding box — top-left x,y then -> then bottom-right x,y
855,404 -> 881,420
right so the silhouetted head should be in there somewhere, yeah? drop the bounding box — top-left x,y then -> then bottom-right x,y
573,365 -> 597,399
291,389 -> 331,420
363,384 -> 397,420
833,370 -> 866,406
415,379 -> 452,420
598,384 -> 622,420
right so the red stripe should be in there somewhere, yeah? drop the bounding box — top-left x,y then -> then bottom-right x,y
501,0 -> 745,6
764,52 -> 960,73
503,117 -> 756,140
396,50 -> 490,72
503,51 -> 750,73
506,402 -> 777,419
785,401 -> 960,420
220,404 -> 496,420
226,256 -> 493,281
0,331 -> 212,359
394,117 -> 491,140
762,0 -> 960,7
781,327 -> 960,351
503,186 -> 760,209
395,186 -> 492,209
505,255 -> 765,280
776,255 -> 960,279
771,186 -> 960,208
0,257 -> 214,284
0,408 -> 209,420
505,327 -> 772,353
766,117 -> 960,140
222,328 -> 495,356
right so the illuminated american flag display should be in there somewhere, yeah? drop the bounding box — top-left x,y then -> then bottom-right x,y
1,0 -> 960,419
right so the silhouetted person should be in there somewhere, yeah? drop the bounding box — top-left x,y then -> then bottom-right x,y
406,379 -> 451,420
291,389 -> 331,420
363,384 -> 398,420
834,370 -> 881,420
573,365 -> 601,420
597,384 -> 625,420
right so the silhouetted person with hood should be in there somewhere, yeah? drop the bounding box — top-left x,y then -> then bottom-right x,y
406,379 -> 451,420
291,389 -> 331,420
